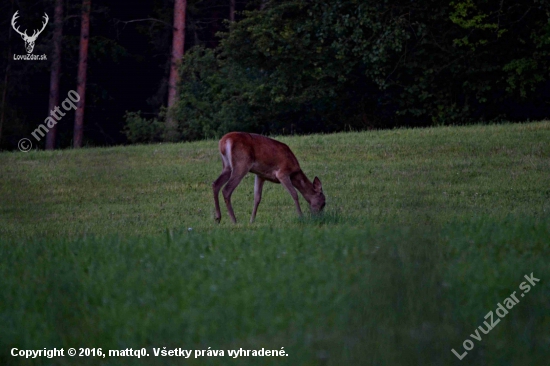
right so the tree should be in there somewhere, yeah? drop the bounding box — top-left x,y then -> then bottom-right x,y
0,0 -> 15,145
165,0 -> 187,141
230,0 -> 235,22
169,0 -> 550,139
45,0 -> 63,150
73,0 -> 91,148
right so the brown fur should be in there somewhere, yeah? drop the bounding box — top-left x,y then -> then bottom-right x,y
213,132 -> 325,223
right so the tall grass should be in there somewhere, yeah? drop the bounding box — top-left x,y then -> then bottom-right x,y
0,122 -> 549,365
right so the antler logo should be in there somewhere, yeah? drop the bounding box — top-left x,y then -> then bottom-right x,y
11,11 -> 49,54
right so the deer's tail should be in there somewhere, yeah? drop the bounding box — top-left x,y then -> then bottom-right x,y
219,136 -> 232,171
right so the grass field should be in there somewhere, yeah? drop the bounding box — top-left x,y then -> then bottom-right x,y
1,122 -> 549,365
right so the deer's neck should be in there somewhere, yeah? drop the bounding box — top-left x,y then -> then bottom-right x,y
291,170 -> 315,204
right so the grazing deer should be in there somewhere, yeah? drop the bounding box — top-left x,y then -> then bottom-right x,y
213,132 -> 325,223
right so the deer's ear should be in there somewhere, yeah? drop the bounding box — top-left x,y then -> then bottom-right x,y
313,177 -> 322,193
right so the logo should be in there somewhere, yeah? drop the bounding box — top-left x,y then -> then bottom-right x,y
11,11 -> 48,60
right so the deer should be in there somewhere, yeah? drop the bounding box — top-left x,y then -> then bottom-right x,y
213,132 -> 325,223
11,11 -> 49,54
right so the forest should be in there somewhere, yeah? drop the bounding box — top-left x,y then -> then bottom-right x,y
1,1 -> 549,364
1,0 -> 549,150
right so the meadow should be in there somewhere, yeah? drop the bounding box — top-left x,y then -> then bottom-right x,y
1,122 -> 549,365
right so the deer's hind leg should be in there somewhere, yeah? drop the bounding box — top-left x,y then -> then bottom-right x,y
222,164 -> 249,224
213,158 -> 231,223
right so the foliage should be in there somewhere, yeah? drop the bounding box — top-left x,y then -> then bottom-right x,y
169,0 -> 550,141
172,47 -> 264,140
122,110 -> 165,143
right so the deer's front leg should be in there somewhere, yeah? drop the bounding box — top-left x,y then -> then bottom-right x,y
278,175 -> 303,217
250,175 -> 265,223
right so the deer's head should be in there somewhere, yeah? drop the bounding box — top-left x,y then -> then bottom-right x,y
11,11 -> 49,54
309,177 -> 326,214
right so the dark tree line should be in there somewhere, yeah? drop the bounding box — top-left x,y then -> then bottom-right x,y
162,0 -> 550,142
1,0 -> 549,150
0,0 -> 254,150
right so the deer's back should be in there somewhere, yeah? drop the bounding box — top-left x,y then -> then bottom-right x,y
219,132 -> 301,182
